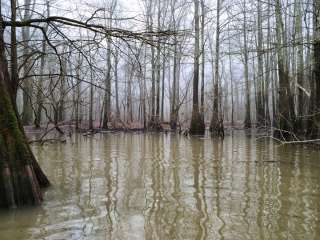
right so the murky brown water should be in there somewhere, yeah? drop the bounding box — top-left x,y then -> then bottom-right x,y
0,132 -> 320,240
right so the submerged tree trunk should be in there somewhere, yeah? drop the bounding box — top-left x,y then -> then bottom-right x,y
200,0 -> 205,120
161,50 -> 165,122
0,17 -> 50,208
147,0 -> 156,124
89,56 -> 94,130
209,0 -> 224,136
228,27 -> 234,127
255,0 -> 265,127
308,0 -> 320,137
242,0 -> 251,129
295,0 -> 305,130
170,2 -> 179,130
155,0 -> 161,123
115,48 -> 120,120
170,41 -> 180,130
190,0 -> 205,135
275,0 -> 295,137
264,0 -> 272,127
102,35 -> 112,129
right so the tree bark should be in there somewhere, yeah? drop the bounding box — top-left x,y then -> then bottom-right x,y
275,0 -> 295,137
35,0 -> 50,129
255,0 -> 265,127
209,0 -> 224,135
243,0 -> 251,129
115,48 -> 120,120
200,0 -> 205,119
0,17 -> 50,208
308,0 -> 320,137
102,35 -> 112,129
190,0 -> 205,135
21,0 -> 34,125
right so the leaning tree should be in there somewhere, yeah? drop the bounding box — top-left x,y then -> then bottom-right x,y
0,1 -> 173,208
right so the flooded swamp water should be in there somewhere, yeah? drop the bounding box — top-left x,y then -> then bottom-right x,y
0,131 -> 319,240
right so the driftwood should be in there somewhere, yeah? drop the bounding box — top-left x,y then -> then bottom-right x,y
29,138 -> 67,145
280,139 -> 320,145
257,134 -> 320,146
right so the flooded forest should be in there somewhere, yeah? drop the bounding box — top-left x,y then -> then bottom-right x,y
0,0 -> 320,239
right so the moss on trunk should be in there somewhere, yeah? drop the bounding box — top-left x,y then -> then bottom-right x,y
0,21 -> 50,208
190,110 -> 205,135
0,78 -> 50,208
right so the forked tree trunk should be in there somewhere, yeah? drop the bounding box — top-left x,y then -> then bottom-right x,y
0,22 -> 50,208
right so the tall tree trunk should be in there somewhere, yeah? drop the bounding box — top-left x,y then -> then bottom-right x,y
228,27 -> 234,127
264,0 -> 271,127
143,47 -> 147,129
127,64 -> 133,124
190,0 -> 205,135
58,53 -> 66,123
115,48 -> 120,120
308,0 -> 320,137
243,0 -> 251,128
75,52 -> 82,130
10,0 -> 18,98
210,0 -> 224,135
21,0 -> 33,125
34,34 -> 46,128
275,0 -> 295,137
155,0 -> 161,123
200,0 -> 205,119
295,0 -> 305,130
102,35 -> 112,129
147,0 -> 156,123
89,55 -> 94,130
161,49 -> 165,122
256,0 -> 265,127
170,1 -> 179,130
34,0 -> 49,128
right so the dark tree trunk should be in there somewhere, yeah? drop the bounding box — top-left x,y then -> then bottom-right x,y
190,0 -> 205,135
274,0 -> 295,138
307,0 -> 320,137
170,36 -> 179,130
21,0 -> 33,126
209,0 -> 224,136
255,0 -> 265,127
102,36 -> 112,129
242,0 -> 252,129
0,21 -> 50,208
